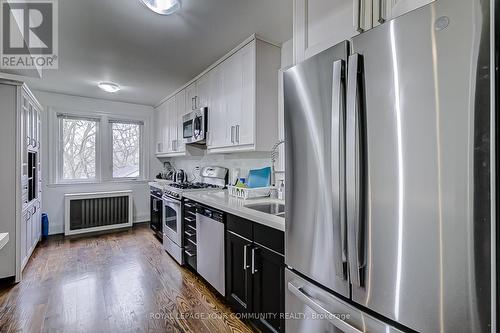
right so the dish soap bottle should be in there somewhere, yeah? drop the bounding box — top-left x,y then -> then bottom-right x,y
278,180 -> 285,200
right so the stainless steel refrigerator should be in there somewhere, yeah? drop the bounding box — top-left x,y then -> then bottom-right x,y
284,0 -> 493,332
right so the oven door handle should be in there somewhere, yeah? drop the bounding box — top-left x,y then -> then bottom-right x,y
151,194 -> 163,200
163,197 -> 181,205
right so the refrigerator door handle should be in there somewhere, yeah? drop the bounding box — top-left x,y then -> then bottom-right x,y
288,281 -> 363,333
332,59 -> 347,279
346,53 -> 366,287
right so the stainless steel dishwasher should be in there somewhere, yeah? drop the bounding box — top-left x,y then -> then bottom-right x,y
195,204 -> 225,296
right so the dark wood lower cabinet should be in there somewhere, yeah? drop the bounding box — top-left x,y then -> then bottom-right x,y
251,246 -> 285,333
226,231 -> 253,313
225,214 -> 285,333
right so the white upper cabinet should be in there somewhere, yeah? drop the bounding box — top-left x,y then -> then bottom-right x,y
175,89 -> 186,153
237,41 -> 256,146
221,47 -> 243,148
163,98 -> 173,153
372,0 -> 435,28
185,82 -> 197,111
294,0 -> 435,63
154,90 -> 188,157
207,38 -> 280,154
167,97 -> 177,153
294,0 -> 357,63
154,35 -> 280,156
207,66 -> 226,148
154,104 -> 164,154
186,74 -> 210,110
196,73 -> 210,109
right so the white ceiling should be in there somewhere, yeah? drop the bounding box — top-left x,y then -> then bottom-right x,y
22,0 -> 293,106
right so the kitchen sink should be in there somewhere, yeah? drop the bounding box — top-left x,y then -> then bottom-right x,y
244,203 -> 285,216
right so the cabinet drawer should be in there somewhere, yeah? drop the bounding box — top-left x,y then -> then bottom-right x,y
227,214 -> 253,240
254,223 -> 284,255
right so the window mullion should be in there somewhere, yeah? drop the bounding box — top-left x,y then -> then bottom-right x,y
99,115 -> 110,181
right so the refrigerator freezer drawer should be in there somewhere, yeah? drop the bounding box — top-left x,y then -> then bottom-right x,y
285,269 -> 403,333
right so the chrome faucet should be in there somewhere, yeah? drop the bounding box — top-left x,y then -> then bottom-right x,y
270,140 -> 285,186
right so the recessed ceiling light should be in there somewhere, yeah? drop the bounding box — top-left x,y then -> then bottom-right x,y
140,0 -> 181,15
98,82 -> 120,93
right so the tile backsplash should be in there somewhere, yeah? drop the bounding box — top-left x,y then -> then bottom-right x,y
158,146 -> 285,185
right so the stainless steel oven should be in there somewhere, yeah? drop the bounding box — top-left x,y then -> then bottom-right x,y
182,107 -> 207,144
163,196 -> 183,264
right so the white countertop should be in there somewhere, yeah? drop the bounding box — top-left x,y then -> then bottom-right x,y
0,233 -> 9,251
148,179 -> 174,190
183,190 -> 285,232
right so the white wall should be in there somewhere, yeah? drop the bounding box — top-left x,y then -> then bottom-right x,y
34,90 -> 159,235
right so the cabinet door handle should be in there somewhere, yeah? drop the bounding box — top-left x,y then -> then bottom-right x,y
243,244 -> 250,270
192,97 -> 196,110
230,126 -> 235,143
378,0 -> 386,23
235,125 -> 240,143
194,96 -> 198,109
251,247 -> 258,274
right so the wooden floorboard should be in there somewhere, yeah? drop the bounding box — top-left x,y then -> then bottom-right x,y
0,224 -> 256,333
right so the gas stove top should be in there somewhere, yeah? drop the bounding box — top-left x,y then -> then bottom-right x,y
163,182 -> 224,200
168,182 -> 220,190
159,166 -> 228,200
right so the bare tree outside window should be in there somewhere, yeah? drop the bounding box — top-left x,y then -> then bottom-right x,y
62,118 -> 97,180
112,123 -> 141,178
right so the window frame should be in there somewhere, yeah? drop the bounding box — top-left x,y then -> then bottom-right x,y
57,115 -> 101,184
109,119 -> 145,181
50,108 -> 149,185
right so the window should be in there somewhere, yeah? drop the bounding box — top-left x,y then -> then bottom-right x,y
59,116 -> 98,181
55,113 -> 146,184
111,121 -> 142,179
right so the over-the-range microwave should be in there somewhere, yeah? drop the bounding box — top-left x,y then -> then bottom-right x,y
182,107 -> 207,144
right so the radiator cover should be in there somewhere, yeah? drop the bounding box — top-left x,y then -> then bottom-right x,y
64,191 -> 133,235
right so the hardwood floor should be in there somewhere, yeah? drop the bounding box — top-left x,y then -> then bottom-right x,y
0,224 -> 256,333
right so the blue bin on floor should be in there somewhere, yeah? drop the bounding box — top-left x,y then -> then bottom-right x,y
41,213 -> 49,237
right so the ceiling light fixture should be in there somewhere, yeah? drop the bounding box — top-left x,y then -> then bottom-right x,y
140,0 -> 181,15
98,82 -> 121,93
